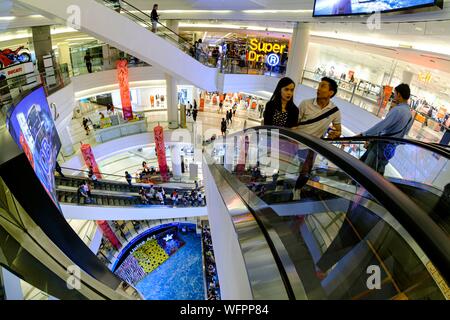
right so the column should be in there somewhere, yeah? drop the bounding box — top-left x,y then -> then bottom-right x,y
171,144 -> 182,177
58,123 -> 75,157
31,26 -> 53,74
165,73 -> 179,129
57,42 -> 71,74
286,22 -> 310,84
402,70 -> 414,85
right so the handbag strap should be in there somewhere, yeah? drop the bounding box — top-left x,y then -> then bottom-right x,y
298,107 -> 339,126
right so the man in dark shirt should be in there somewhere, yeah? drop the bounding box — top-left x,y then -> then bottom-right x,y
151,4 -> 159,33
84,51 -> 92,73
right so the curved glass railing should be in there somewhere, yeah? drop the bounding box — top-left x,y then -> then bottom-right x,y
205,126 -> 450,299
325,137 -> 450,234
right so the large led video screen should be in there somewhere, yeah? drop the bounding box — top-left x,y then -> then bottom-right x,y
7,86 -> 61,207
313,0 -> 438,17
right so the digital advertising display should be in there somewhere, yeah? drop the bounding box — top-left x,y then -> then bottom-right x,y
313,0 -> 439,17
7,86 -> 62,207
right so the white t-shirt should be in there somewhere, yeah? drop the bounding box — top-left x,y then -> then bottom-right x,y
295,98 -> 341,138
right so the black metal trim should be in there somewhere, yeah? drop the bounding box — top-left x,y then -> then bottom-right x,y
325,136 -> 450,158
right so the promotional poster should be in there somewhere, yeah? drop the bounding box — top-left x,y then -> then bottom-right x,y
313,0 -> 436,16
7,86 -> 62,208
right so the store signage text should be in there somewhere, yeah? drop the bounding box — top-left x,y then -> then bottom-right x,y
418,71 -> 432,83
248,38 -> 287,63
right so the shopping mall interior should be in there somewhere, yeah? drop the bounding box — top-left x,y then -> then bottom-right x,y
0,0 -> 449,301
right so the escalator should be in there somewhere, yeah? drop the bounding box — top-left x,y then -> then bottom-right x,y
17,0 -> 217,90
55,174 -> 205,207
326,137 -> 450,234
204,126 -> 450,300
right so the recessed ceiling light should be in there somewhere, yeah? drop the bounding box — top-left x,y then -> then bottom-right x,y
29,15 -> 44,18
0,16 -> 16,21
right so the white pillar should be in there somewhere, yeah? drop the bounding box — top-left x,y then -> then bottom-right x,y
402,70 -> 414,85
1,267 -> 24,300
171,144 -> 182,177
57,42 -> 71,73
165,73 -> 179,129
192,87 -> 199,105
57,119 -> 75,157
286,22 -> 310,84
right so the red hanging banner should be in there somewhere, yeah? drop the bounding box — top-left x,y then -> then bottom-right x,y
116,59 -> 133,120
199,98 -> 205,112
154,124 -> 169,181
96,220 -> 122,250
80,143 -> 103,179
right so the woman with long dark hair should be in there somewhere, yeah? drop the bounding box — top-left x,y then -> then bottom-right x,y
263,77 -> 299,128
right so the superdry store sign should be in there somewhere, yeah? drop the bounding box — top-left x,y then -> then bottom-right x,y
247,39 -> 287,66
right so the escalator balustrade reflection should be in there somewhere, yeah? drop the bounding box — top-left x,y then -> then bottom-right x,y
326,137 -> 450,235
205,126 -> 450,300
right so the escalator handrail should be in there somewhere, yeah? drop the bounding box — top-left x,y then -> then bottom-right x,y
104,0 -> 194,50
221,126 -> 450,283
59,166 -> 197,185
325,136 -> 450,158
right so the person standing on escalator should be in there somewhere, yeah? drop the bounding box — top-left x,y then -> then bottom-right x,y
151,4 -> 159,33
263,77 -> 299,128
357,83 -> 413,175
291,77 -> 342,199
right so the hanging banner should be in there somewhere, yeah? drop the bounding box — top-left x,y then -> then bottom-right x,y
150,95 -> 155,107
154,125 -> 169,181
199,98 -> 205,112
116,59 -> 133,120
96,220 -> 122,250
80,143 -> 103,179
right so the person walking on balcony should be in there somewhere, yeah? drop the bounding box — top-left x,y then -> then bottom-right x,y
151,4 -> 159,33
221,118 -> 227,136
84,51 -> 92,73
192,107 -> 198,122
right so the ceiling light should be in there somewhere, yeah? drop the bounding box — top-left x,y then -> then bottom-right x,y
29,15 -> 44,18
0,16 -> 16,21
159,10 -> 232,14
242,10 -> 312,14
